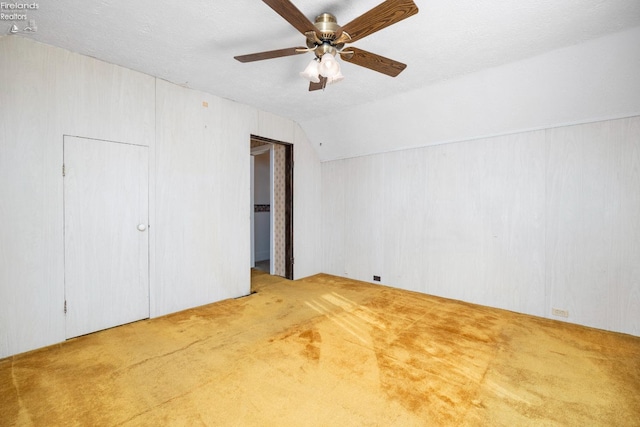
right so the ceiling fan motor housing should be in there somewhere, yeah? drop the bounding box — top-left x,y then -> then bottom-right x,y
314,13 -> 339,40
307,13 -> 346,58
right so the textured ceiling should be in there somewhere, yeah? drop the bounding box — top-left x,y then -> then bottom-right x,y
4,0 -> 640,123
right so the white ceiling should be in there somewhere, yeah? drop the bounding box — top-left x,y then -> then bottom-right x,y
4,0 -> 640,124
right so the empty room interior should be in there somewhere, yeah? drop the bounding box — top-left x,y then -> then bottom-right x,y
1,0 -> 640,425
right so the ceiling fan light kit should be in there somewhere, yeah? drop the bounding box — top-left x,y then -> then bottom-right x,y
318,53 -> 340,78
234,0 -> 419,92
327,70 -> 344,85
300,59 -> 321,83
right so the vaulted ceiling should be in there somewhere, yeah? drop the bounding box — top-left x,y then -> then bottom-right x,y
4,0 -> 640,125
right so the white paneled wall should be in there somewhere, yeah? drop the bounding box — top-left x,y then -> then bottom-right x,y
381,149 -> 430,293
322,117 -> 640,336
0,37 -> 155,358
423,132 -> 546,315
545,118 -> 640,333
292,124 -> 322,280
0,37 -> 322,358
322,160 -> 347,276
153,80 -> 256,316
344,155 -> 386,282
614,119 -> 640,334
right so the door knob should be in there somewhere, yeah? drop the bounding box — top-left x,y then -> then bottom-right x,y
137,224 -> 147,231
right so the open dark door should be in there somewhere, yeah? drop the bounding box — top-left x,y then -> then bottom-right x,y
284,142 -> 294,279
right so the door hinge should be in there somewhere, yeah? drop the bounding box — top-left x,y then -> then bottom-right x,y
62,164 -> 66,177
64,300 -> 67,314
291,257 -> 295,265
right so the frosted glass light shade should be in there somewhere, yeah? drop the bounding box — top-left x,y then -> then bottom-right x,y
299,60 -> 320,83
328,70 -> 344,85
318,53 -> 340,78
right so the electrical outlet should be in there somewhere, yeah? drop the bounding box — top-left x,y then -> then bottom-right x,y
551,308 -> 569,318
373,275 -> 381,282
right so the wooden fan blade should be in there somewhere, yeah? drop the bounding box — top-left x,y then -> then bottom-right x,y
341,0 -> 418,43
263,0 -> 319,37
309,76 -> 327,91
235,47 -> 307,63
339,47 -> 407,77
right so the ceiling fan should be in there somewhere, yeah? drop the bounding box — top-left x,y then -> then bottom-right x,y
234,0 -> 419,91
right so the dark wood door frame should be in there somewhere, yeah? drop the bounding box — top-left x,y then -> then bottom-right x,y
250,135 -> 294,280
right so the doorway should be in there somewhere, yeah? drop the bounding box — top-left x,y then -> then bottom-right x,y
63,136 -> 150,338
252,147 -> 271,272
250,135 -> 293,279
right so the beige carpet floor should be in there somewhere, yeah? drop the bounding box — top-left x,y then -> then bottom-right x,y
1,271 -> 639,426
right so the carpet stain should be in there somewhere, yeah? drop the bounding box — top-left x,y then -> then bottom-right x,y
298,329 -> 322,362
1,271 -> 639,426
361,289 -> 505,424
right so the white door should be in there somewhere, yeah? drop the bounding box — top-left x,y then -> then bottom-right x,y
64,136 -> 149,338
